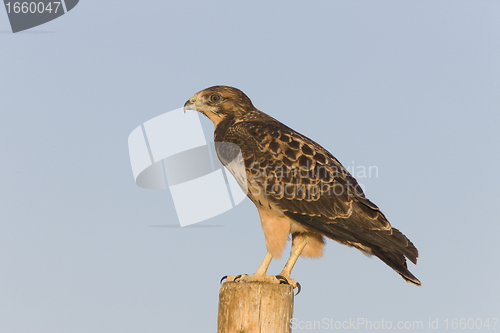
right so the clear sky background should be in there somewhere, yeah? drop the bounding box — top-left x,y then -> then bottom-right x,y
1,1 -> 499,332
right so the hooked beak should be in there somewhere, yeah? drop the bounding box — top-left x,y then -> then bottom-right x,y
183,95 -> 197,113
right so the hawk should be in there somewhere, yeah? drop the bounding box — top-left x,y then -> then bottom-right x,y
184,86 -> 420,288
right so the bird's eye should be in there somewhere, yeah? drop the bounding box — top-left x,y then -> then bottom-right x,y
209,94 -> 221,103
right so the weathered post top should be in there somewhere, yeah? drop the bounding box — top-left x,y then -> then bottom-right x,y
217,281 -> 294,333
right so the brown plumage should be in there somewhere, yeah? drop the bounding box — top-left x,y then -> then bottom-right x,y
184,85 -> 420,286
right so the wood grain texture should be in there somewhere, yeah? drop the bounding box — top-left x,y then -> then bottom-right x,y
217,282 -> 294,333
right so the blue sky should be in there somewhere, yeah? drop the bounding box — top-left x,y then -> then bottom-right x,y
1,1 -> 499,332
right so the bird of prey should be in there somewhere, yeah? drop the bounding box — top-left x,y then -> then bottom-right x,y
184,86 -> 420,288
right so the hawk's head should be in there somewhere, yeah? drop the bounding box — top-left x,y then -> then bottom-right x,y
183,86 -> 256,125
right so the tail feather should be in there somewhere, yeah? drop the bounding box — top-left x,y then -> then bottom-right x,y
285,211 -> 421,286
326,223 -> 421,286
369,246 -> 421,286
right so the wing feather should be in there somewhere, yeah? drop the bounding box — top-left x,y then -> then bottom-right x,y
216,117 -> 420,285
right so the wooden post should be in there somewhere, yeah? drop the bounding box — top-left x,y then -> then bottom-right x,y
217,282 -> 294,333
